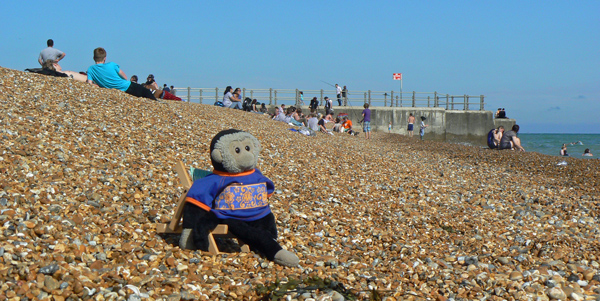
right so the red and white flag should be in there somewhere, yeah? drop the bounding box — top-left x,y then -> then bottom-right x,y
393,73 -> 402,80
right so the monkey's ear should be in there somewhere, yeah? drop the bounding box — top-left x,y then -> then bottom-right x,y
211,148 -> 223,163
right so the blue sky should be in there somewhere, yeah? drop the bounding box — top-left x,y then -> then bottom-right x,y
1,1 -> 598,133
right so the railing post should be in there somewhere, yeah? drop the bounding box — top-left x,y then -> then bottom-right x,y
464,95 -> 468,111
480,95 -> 484,111
250,90 -> 254,100
446,94 -> 449,110
434,92 -> 438,107
383,93 -> 387,107
215,87 -> 219,104
274,90 -> 278,106
364,92 -> 367,104
295,89 -> 299,107
390,91 -> 394,107
320,89 -> 324,106
451,96 -> 454,110
199,89 -> 203,104
242,88 -> 246,100
397,95 -> 401,107
412,91 -> 416,107
269,88 -> 273,105
427,96 -> 431,107
368,90 -> 371,105
187,87 -> 191,103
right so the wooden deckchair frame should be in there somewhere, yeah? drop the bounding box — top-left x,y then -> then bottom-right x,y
156,161 -> 249,255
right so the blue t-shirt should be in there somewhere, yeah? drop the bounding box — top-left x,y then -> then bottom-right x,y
87,62 -> 131,91
185,168 -> 274,221
362,108 -> 371,122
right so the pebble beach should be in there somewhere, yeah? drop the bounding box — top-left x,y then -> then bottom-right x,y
1,66 -> 600,300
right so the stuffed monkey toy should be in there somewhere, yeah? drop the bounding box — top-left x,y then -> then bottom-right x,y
181,129 -> 299,267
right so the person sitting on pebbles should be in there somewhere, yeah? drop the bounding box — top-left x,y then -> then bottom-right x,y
499,124 -> 525,151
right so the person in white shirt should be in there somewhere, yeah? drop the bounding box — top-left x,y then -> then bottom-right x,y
335,84 -> 342,106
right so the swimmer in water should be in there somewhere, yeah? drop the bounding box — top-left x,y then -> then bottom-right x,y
560,144 -> 569,156
583,149 -> 593,156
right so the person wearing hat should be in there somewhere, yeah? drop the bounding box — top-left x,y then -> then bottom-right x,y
145,74 -> 159,90
419,116 -> 428,140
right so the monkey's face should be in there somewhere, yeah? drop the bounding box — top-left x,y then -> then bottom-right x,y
227,137 -> 257,172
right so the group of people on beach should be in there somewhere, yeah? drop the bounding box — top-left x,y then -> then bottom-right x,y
266,103 -> 371,138
488,125 -> 526,151
34,39 -> 180,102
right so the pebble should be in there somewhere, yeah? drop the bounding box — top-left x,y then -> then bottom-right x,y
548,287 -> 568,300
0,67 -> 599,300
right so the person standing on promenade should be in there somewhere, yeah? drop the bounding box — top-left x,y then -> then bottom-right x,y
324,97 -> 333,115
407,113 -> 415,137
299,91 -> 305,106
499,124 -> 525,151
309,97 -> 319,113
362,103 -> 372,139
335,84 -> 342,106
419,116 -> 428,140
38,39 -> 66,66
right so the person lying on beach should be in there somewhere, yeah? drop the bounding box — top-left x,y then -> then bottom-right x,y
141,74 -> 182,101
86,47 -> 156,100
41,59 -> 88,82
499,124 -> 525,151
583,149 -> 593,156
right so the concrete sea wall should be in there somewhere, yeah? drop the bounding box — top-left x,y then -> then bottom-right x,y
289,106 -> 516,146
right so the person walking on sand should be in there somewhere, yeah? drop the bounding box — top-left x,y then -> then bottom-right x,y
362,103 -> 372,139
419,116 -> 428,140
388,122 -> 392,133
38,39 -> 66,66
407,113 -> 415,137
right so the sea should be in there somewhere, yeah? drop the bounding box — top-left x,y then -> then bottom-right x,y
518,133 -> 600,159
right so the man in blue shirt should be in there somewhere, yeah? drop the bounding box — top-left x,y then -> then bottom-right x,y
86,47 -> 156,100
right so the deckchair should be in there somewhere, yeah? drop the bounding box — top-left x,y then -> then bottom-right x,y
156,161 -> 250,255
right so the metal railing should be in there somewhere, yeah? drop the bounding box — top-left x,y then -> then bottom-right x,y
173,87 -> 485,111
